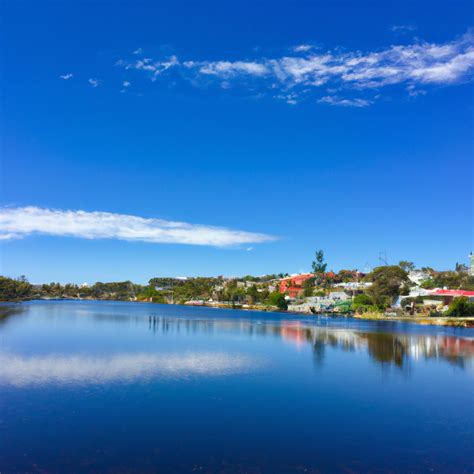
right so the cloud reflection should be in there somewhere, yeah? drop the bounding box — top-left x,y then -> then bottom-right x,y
0,352 -> 262,387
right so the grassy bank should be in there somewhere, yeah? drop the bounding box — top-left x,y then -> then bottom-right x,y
353,311 -> 474,327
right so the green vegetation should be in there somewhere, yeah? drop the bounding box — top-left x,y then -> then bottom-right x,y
365,265 -> 409,308
0,276 -> 32,301
351,293 -> 375,313
267,291 -> 288,310
398,260 -> 415,272
1,253 -> 472,322
303,277 -> 316,297
312,250 -> 327,285
445,296 -> 474,317
420,271 -> 474,290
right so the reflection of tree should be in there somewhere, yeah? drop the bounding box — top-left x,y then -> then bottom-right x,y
142,315 -> 473,371
0,305 -> 26,325
364,332 -> 406,368
312,337 -> 326,367
280,323 -> 473,370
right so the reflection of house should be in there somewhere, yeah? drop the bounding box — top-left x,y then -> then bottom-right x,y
279,273 -> 314,298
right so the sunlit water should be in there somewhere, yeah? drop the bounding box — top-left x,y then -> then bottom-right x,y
1,301 -> 473,473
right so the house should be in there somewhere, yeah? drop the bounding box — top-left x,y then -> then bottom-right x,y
279,273 -> 314,298
408,270 -> 430,286
427,289 -> 474,305
327,291 -> 350,301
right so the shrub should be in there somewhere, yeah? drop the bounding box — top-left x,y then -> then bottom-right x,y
445,297 -> 474,317
267,291 -> 288,310
351,293 -> 373,311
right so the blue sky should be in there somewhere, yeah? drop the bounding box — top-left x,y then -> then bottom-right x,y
1,0 -> 473,284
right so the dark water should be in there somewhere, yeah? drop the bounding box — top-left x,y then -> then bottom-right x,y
0,301 -> 473,473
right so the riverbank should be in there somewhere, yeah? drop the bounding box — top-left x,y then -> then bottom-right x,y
10,298 -> 472,327
353,311 -> 474,327
186,302 -> 474,327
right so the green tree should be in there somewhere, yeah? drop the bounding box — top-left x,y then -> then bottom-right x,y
246,285 -> 259,304
0,276 -> 33,301
366,266 -> 409,308
267,291 -> 288,310
312,250 -> 327,286
312,250 -> 327,274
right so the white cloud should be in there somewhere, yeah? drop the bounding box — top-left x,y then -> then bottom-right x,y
0,352 -> 262,386
59,73 -> 73,80
390,25 -> 417,33
116,30 -> 474,105
0,206 -> 276,247
133,48 -> 143,55
292,44 -> 313,52
122,80 -> 131,87
199,60 -> 269,77
124,55 -> 180,81
88,78 -> 101,87
318,95 -> 371,107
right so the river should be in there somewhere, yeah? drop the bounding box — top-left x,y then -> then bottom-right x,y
1,300 -> 473,473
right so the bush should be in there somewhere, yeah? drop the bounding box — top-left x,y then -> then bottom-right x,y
428,309 -> 442,318
354,304 -> 381,315
445,297 -> 474,317
351,293 -> 373,311
267,291 -> 288,310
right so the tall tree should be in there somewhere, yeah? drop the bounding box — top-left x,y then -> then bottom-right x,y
312,250 -> 327,274
312,250 -> 327,285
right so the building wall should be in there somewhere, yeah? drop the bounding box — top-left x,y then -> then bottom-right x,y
279,273 -> 314,298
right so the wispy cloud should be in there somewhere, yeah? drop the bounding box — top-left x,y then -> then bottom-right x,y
0,206 -> 276,247
116,30 -> 474,105
196,60 -> 269,77
292,44 -> 313,52
318,96 -> 371,107
88,78 -> 101,87
120,80 -> 131,92
390,25 -> 417,33
59,73 -> 73,80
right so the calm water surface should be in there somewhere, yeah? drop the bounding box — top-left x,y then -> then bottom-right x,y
0,301 -> 473,473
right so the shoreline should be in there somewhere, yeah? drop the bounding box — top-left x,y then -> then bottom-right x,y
3,297 -> 474,327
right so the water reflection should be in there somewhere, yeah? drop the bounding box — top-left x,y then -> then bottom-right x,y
0,304 -> 26,325
1,306 -> 473,388
145,315 -> 474,370
0,352 -> 262,386
302,325 -> 473,370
